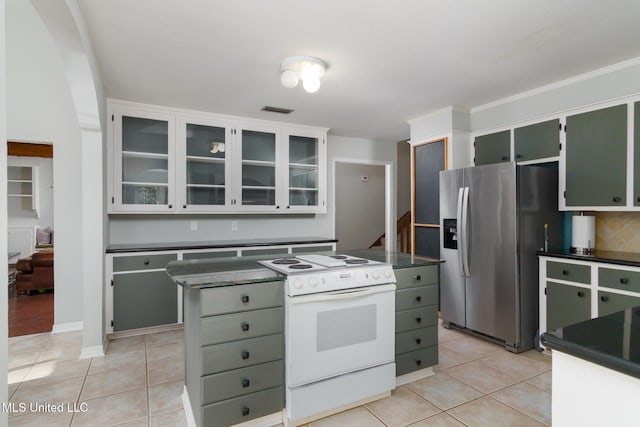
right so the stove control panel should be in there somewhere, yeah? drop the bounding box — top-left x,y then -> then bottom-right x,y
286,264 -> 396,296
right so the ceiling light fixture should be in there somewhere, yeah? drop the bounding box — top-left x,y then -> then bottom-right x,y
280,56 -> 327,94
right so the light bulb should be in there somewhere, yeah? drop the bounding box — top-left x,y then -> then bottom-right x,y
303,77 -> 321,93
280,69 -> 299,88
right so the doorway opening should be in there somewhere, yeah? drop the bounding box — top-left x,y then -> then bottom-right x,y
7,141 -> 54,337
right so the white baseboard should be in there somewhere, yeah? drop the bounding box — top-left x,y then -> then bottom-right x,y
182,386 -> 196,427
234,411 -> 283,427
51,321 -> 83,334
395,366 -> 435,386
80,344 -> 105,359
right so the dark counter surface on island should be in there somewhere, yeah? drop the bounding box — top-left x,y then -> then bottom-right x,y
541,306 -> 640,380
166,249 -> 442,288
538,249 -> 640,267
107,236 -> 338,253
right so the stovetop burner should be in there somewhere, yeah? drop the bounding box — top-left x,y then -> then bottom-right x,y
330,255 -> 347,260
345,258 -> 368,265
289,264 -> 313,270
273,259 -> 300,265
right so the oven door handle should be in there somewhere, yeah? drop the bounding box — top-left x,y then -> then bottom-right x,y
288,283 -> 396,304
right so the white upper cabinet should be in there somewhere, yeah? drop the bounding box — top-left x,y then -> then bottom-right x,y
108,100 -> 328,214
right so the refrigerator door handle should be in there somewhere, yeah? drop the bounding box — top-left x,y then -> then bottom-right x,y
456,188 -> 465,276
461,186 -> 470,277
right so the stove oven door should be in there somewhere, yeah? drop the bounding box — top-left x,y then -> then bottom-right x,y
286,283 -> 396,388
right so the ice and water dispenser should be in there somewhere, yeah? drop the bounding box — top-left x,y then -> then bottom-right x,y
443,218 -> 457,249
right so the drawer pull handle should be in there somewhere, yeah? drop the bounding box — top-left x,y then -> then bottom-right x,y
241,350 -> 250,360
183,204 -> 187,209
415,338 -> 422,345
562,270 -> 569,275
242,407 -> 250,416
637,196 -> 640,203
415,275 -> 421,281
620,278 -> 629,284
416,359 -> 422,366
601,296 -> 609,302
613,196 -> 622,203
241,295 -> 250,304
241,378 -> 250,388
577,291 -> 585,297
143,260 -> 150,266
416,317 -> 422,324
416,296 -> 422,302
241,322 -> 250,332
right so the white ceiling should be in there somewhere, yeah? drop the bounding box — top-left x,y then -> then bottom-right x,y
78,0 -> 640,142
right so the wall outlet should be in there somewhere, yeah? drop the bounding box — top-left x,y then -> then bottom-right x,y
231,221 -> 238,231
361,175 -> 369,182
190,220 -> 198,231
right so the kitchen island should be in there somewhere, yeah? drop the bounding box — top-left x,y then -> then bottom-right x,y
541,307 -> 640,427
166,250 -> 441,427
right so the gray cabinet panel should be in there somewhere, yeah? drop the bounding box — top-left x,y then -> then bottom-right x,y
291,245 -> 334,254
113,253 -> 177,272
202,386 -> 283,427
395,326 -> 437,355
566,104 -> 627,206
395,265 -> 438,289
201,360 -> 283,405
395,306 -> 438,333
413,227 -> 440,259
201,333 -> 283,375
113,271 -> 178,331
395,346 -> 438,376
396,286 -> 438,311
201,281 -> 283,316
183,251 -> 237,260
474,130 -> 510,165
201,307 -> 283,345
598,267 -> 640,293
546,281 -> 590,331
240,248 -> 289,256
514,119 -> 560,161
598,291 -> 640,317
414,140 -> 445,225
547,261 -> 591,284
635,101 -> 640,206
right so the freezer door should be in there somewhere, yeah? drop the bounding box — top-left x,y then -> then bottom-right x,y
464,163 -> 518,344
439,168 -> 466,326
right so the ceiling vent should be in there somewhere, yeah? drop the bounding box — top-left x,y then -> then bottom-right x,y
261,106 -> 294,114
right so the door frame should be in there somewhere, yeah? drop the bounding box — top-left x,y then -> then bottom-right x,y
331,158 -> 394,251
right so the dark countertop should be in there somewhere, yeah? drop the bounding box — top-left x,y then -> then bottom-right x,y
538,249 -> 640,267
166,250 -> 442,288
541,306 -> 640,380
106,237 -> 337,253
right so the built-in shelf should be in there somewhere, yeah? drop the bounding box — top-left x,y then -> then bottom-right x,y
122,181 -> 170,187
186,184 -> 225,188
186,156 -> 225,163
289,187 -> 318,191
122,150 -> 169,159
289,162 -> 318,169
7,164 -> 39,218
241,159 -> 276,167
242,185 -> 276,190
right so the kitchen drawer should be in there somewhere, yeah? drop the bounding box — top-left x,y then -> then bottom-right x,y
183,250 -> 237,260
395,325 -> 437,355
598,291 -> 640,317
202,333 -> 283,375
395,346 -> 438,376
394,265 -> 438,289
547,261 -> 590,284
112,253 -> 177,272
201,307 -> 283,345
598,268 -> 640,293
395,306 -> 438,333
201,386 -> 283,427
201,360 -> 283,405
396,286 -> 438,311
201,281 -> 283,316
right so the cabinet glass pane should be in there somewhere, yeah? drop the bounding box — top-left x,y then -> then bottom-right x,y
122,116 -> 169,205
242,188 -> 276,205
242,130 -> 276,162
186,123 -> 226,206
289,135 -> 319,206
242,130 -> 276,206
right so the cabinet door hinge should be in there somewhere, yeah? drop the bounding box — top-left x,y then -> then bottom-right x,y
323,200 -> 325,206
111,196 -> 115,204
558,122 -> 562,131
544,287 -> 547,295
563,191 -> 566,199
111,114 -> 114,122
111,279 -> 114,287
564,125 -> 567,132
559,143 -> 562,151
111,320 -> 114,327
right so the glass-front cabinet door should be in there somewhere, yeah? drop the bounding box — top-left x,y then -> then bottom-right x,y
176,117 -> 232,212
113,107 -> 176,212
284,129 -> 326,212
237,124 -> 281,210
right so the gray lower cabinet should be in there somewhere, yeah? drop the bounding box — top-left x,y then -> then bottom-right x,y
546,281 -> 591,331
635,101 -> 640,206
474,130 -> 510,166
565,104 -> 627,207
598,291 -> 640,317
184,282 -> 284,427
513,119 -> 560,162
113,270 -> 178,331
394,265 -> 439,376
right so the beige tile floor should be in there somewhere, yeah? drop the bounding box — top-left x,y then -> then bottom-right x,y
7,321 -> 552,426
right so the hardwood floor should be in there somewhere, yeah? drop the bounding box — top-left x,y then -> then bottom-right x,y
8,289 -> 54,337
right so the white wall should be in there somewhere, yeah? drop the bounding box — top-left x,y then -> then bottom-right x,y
7,155 -> 54,231
6,0 -> 84,327
396,141 -> 411,217
1,0 -> 9,422
335,163 -> 385,250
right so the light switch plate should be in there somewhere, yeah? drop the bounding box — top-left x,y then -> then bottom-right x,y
231,221 -> 238,231
190,220 -> 198,231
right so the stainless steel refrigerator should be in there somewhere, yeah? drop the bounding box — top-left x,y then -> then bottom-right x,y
439,162 -> 562,353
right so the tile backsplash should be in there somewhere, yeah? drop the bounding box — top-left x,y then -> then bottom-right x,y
594,212 -> 640,252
